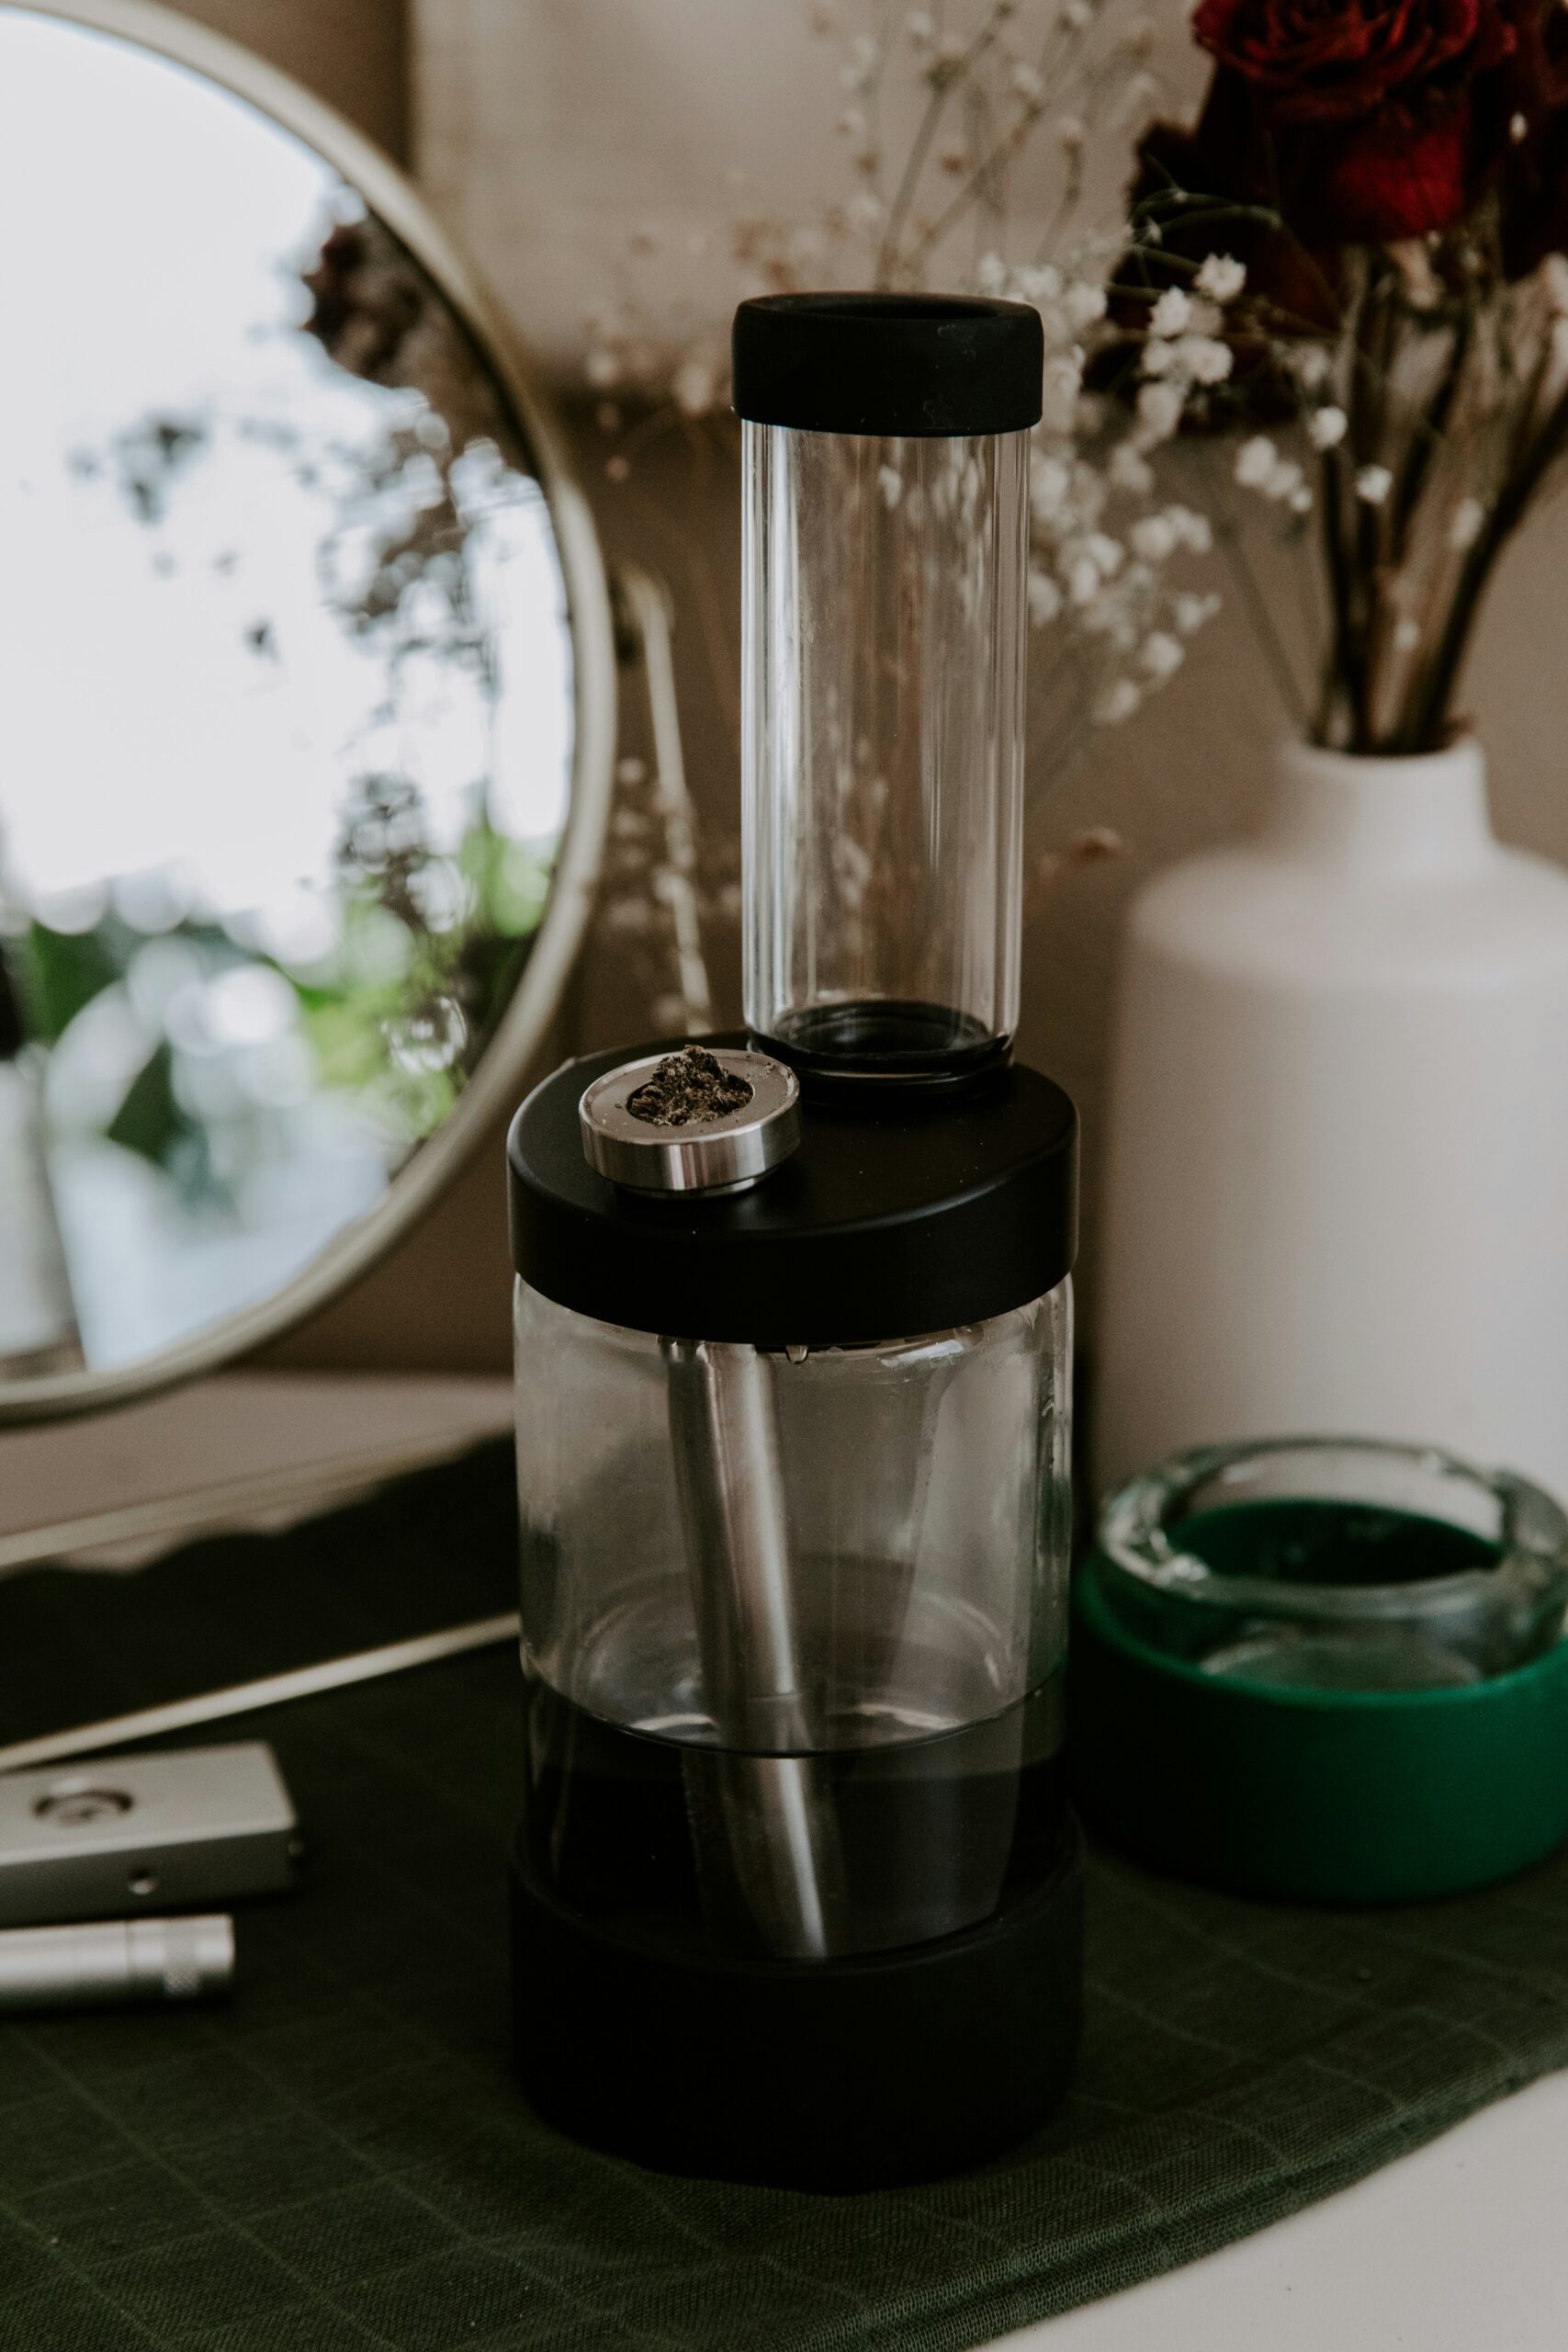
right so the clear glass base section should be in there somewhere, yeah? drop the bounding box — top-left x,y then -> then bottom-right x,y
522,1674 -> 1065,1962
560,1573 -> 1036,1753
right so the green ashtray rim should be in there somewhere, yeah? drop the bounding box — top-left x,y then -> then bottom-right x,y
1070,1552 -> 1568,1901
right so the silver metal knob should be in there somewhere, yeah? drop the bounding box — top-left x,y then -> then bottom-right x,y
579,1045 -> 800,1195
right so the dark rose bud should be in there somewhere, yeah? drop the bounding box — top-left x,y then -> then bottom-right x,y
1194,0 -> 1509,129
1192,0 -> 1516,242
1128,74 -> 1345,337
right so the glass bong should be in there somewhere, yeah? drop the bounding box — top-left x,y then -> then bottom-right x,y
506,295 -> 1081,2188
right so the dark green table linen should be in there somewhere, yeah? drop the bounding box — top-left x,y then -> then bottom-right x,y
3,1439 -> 1568,2352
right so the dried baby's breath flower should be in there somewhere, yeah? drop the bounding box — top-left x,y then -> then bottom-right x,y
1235,435 -> 1278,489
1450,496 -> 1486,549
1196,254 -> 1246,301
1150,287 -> 1191,336
1172,590 -> 1221,632
1141,630 -> 1184,677
1135,381 -> 1184,442
1096,677 -> 1142,723
672,357 -> 720,416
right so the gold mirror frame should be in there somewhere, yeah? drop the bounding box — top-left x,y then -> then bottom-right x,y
0,0 -> 616,1427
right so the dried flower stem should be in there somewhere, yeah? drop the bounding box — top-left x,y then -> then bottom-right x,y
1400,372 -> 1568,752
1209,483 -> 1310,730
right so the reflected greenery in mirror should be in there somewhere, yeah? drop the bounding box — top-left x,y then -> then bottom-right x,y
0,7 -> 584,1383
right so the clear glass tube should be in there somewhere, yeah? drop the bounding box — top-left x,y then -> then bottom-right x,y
741,420 -> 1029,1082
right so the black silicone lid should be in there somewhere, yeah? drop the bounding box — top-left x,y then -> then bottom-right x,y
732,293 -> 1044,438
508,1035 -> 1077,1346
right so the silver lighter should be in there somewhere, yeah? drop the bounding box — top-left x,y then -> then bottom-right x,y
0,1741 -> 299,1928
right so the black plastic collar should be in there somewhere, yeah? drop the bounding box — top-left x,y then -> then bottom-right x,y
508,1035 -> 1077,1347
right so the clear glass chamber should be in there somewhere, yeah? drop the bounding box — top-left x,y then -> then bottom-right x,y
513,1274 -> 1072,1962
741,412 -> 1030,1080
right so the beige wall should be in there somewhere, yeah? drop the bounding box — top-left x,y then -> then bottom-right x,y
170,0 -> 408,161
166,4 -> 1568,1376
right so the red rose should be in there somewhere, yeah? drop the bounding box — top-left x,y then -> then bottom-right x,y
1195,0 -> 1509,126
1132,80 -> 1346,333
1119,0 -> 1566,382
1183,0 -> 1517,243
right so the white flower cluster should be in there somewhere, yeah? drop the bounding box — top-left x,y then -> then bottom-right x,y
983,245 -> 1242,726
1139,285 -> 1235,387
1234,434 -> 1314,514
1234,402 -> 1396,522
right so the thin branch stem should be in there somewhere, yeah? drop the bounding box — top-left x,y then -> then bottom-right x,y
1197,470 -> 1310,730
902,100 -> 1047,273
1344,262 -> 1395,744
875,80 -> 955,284
1388,307 -> 1471,567
1398,375 -> 1568,749
1315,445 -> 1360,745
874,4 -> 1010,282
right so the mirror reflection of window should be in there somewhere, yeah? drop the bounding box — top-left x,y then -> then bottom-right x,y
0,11 -> 575,1373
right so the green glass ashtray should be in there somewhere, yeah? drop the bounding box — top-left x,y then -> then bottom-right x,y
1071,1438 -> 1568,1901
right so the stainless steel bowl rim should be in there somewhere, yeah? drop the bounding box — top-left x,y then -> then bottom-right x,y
578,1047 -> 801,1194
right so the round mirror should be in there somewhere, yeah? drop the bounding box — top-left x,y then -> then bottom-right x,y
0,0 -> 615,1421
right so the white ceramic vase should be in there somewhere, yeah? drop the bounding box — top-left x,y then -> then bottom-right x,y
1096,738 -> 1568,1505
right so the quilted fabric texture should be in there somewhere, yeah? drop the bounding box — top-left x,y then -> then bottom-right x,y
4,1440 -> 1568,2352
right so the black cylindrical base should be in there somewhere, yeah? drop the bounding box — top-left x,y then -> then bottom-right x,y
509,1817 -> 1083,2190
